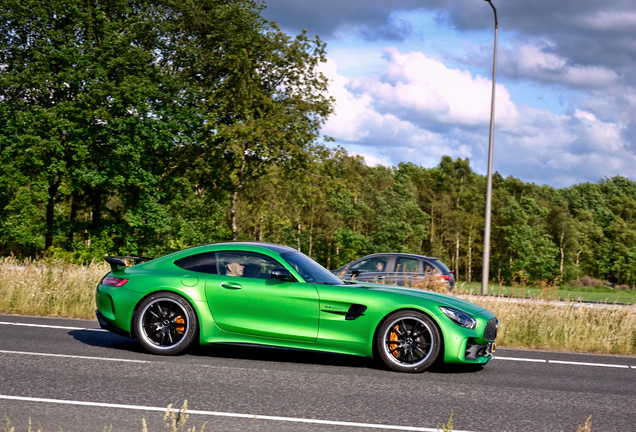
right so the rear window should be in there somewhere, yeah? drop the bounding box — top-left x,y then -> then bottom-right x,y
174,252 -> 218,274
431,259 -> 451,274
395,257 -> 420,273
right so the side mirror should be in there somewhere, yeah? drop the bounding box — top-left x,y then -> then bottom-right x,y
271,268 -> 295,282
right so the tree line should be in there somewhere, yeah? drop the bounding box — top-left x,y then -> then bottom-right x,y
1,0 -> 634,286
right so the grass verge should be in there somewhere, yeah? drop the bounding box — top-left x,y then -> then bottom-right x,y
467,296 -> 635,354
458,281 -> 636,304
0,257 -> 105,319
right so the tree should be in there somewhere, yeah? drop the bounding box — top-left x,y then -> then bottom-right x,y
0,0 -> 193,254
492,180 -> 559,283
165,0 -> 333,239
547,197 -> 580,282
0,0 -> 332,255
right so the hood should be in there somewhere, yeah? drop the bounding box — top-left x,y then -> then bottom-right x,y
357,282 -> 488,315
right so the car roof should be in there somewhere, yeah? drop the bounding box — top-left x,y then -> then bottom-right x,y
356,252 -> 440,261
196,241 -> 297,254
141,242 -> 299,268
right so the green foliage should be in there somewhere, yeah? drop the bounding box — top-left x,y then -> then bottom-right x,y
0,0 -> 329,255
0,0 -> 200,254
46,230 -> 115,264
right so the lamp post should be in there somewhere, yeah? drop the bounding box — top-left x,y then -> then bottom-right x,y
481,0 -> 498,295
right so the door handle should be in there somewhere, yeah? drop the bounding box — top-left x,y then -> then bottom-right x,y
221,282 -> 242,290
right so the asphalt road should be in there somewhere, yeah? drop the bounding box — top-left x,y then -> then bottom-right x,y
0,314 -> 634,432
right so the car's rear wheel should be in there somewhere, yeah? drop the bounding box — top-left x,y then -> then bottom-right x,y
134,292 -> 198,355
376,310 -> 441,373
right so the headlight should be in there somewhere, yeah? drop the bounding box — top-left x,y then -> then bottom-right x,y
439,306 -> 477,329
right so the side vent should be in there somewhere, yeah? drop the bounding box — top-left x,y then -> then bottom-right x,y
345,304 -> 367,320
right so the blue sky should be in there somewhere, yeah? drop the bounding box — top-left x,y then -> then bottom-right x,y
261,0 -> 636,188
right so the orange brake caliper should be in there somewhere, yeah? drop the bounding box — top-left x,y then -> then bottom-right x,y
389,325 -> 400,358
175,316 -> 186,333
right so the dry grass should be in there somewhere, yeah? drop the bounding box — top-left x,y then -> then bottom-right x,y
378,269 -> 453,294
576,416 -> 593,432
468,296 -> 636,355
0,256 -> 108,319
401,272 -> 453,294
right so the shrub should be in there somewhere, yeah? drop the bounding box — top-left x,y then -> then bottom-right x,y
566,276 -> 608,288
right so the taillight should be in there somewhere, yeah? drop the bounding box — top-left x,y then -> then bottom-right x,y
439,275 -> 452,282
102,276 -> 129,287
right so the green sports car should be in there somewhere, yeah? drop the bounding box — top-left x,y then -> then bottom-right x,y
96,242 -> 497,373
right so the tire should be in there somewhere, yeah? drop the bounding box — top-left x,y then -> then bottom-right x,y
133,292 -> 198,355
376,310 -> 441,373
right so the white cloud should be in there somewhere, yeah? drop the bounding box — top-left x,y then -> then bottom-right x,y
570,109 -> 624,152
582,12 -> 636,31
501,41 -> 619,89
322,48 -> 518,145
266,0 -> 636,187
514,42 -> 565,72
320,48 -> 636,188
349,151 -> 393,167
495,105 -> 630,186
350,48 -> 519,126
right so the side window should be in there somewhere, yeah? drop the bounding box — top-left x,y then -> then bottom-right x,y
217,252 -> 282,279
174,252 -> 217,274
395,257 -> 420,273
350,259 -> 371,273
372,258 -> 388,272
351,257 -> 388,273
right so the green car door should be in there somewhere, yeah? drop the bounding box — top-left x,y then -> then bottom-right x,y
205,251 -> 319,342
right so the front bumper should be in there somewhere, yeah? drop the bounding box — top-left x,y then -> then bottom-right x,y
465,340 -> 496,361
442,316 -> 498,364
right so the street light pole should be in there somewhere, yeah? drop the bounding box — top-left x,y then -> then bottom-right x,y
481,0 -> 498,295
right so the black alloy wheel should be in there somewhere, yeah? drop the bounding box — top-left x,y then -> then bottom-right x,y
376,310 -> 441,372
134,292 -> 198,355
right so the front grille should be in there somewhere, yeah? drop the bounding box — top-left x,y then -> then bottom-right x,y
484,318 -> 498,341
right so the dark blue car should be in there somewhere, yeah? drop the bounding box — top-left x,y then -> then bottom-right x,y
332,253 -> 455,289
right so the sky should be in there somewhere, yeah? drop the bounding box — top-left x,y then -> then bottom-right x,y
261,0 -> 636,188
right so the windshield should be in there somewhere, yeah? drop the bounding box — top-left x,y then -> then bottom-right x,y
281,251 -> 344,285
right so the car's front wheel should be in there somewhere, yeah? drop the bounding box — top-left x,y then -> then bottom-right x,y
134,292 -> 198,355
376,310 -> 441,372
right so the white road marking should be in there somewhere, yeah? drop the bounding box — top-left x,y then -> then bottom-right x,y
0,350 -> 149,363
496,356 -> 546,363
547,360 -> 630,369
0,395 -> 475,432
496,356 -> 635,369
0,321 -> 104,331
